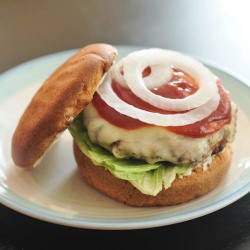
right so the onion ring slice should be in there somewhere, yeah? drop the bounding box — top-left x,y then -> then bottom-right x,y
122,49 -> 218,111
112,57 -> 172,89
97,72 -> 220,127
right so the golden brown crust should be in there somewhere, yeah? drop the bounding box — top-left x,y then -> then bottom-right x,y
12,44 -> 117,168
73,142 -> 232,207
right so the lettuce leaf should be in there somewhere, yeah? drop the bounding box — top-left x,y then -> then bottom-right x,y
68,113 -> 192,196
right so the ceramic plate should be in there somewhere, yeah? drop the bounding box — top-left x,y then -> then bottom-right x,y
0,46 -> 249,230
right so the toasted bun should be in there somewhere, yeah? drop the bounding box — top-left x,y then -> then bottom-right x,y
12,44 -> 117,168
73,142 -> 232,207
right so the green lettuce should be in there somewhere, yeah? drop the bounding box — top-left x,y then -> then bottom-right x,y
68,113 -> 192,196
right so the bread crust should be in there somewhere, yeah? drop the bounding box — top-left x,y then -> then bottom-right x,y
73,142 -> 232,207
12,44 -> 117,168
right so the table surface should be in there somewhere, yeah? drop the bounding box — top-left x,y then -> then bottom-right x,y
0,1 -> 249,249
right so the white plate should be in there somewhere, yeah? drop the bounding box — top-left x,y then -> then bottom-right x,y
0,46 -> 249,230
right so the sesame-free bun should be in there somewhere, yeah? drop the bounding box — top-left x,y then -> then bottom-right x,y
12,44 -> 117,168
73,142 -> 232,207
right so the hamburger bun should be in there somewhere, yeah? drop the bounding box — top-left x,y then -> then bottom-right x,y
12,43 -> 117,168
11,45 -> 235,207
73,142 -> 232,206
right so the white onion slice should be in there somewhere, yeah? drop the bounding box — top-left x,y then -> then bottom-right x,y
97,72 -> 220,127
123,48 -> 218,111
112,57 -> 172,89
112,59 -> 127,87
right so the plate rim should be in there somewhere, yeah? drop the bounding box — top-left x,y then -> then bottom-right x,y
1,177 -> 249,230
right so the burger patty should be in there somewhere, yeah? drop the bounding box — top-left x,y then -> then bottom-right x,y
83,102 -> 237,165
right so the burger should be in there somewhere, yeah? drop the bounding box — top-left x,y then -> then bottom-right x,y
11,43 -> 237,207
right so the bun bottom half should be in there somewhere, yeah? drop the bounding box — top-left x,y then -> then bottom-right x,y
73,142 -> 232,207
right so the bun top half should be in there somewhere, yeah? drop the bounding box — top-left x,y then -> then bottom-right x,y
12,43 -> 117,168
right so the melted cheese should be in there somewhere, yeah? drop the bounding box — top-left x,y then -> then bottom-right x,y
83,103 -> 237,165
